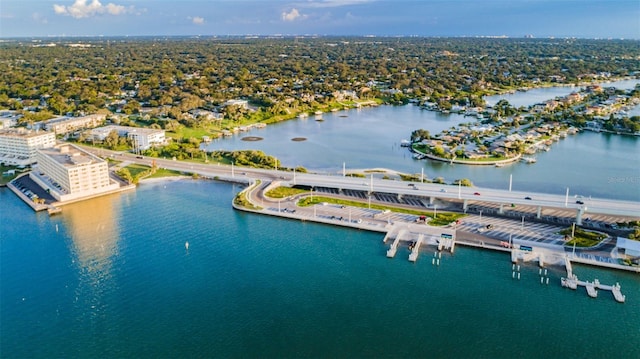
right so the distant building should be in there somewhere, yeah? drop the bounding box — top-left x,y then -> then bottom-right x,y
43,114 -> 106,134
223,99 -> 249,109
31,143 -> 119,202
0,111 -> 21,129
0,128 -> 56,166
90,125 -> 166,151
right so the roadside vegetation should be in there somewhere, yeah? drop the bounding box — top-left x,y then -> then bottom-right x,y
0,165 -> 25,185
560,226 -> 607,247
265,187 -> 308,198
233,181 -> 262,210
297,195 -> 464,226
116,163 -> 159,184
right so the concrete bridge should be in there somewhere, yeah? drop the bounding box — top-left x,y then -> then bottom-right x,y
80,146 -> 640,225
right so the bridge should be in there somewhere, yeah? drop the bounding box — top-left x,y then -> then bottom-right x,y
286,172 -> 640,224
84,147 -> 640,224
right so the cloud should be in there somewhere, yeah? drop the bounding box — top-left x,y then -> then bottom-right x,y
53,0 -> 132,19
282,8 -> 306,21
192,16 -> 205,25
32,13 -> 49,24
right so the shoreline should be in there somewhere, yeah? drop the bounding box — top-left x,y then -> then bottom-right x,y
234,180 -> 640,274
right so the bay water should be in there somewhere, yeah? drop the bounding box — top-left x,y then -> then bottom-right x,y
3,79 -> 640,357
1,180 -> 639,358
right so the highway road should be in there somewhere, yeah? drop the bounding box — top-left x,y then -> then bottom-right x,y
83,146 -> 640,219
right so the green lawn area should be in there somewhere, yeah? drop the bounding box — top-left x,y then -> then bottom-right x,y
167,127 -> 216,140
560,226 -> 607,247
265,187 -> 308,198
123,163 -> 152,177
297,195 -> 465,226
147,168 -> 184,178
0,165 -> 26,185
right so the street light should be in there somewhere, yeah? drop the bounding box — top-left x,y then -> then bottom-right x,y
521,215 -> 525,230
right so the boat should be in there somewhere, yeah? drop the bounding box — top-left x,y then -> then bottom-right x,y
522,156 -> 537,164
400,139 -> 412,147
495,163 -> 505,167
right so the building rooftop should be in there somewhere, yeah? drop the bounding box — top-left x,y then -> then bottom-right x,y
92,125 -> 164,136
0,128 -> 54,138
38,144 -> 102,167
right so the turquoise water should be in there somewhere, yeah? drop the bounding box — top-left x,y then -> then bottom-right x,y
2,181 -> 639,358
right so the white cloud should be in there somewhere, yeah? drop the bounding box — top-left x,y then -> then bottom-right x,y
282,8 -> 306,22
192,16 -> 205,25
32,13 -> 48,24
53,0 -> 132,19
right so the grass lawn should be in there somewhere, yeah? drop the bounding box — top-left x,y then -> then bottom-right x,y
123,163 -> 152,177
148,168 -> 184,178
297,195 -> 465,226
1,165 -> 20,185
561,226 -> 607,247
265,187 -> 308,198
167,127 -> 216,140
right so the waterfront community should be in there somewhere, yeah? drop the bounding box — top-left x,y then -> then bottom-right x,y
2,35 -> 640,358
1,36 -> 639,277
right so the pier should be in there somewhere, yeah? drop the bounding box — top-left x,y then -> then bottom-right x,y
561,258 -> 626,303
408,234 -> 424,262
383,223 -> 456,261
386,229 -> 406,258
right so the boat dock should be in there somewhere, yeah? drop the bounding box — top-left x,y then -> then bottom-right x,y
408,234 -> 424,262
561,258 -> 626,303
385,229 -> 406,258
383,223 -> 456,262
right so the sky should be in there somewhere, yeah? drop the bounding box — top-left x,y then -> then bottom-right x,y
0,0 -> 638,39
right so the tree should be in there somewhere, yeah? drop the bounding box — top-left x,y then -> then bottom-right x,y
104,130 -> 120,149
411,129 -> 430,142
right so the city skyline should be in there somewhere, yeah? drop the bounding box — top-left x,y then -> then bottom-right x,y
1,0 -> 639,39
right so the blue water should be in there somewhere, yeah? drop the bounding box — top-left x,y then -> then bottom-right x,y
484,79 -> 640,108
205,106 -> 640,201
2,181 -> 639,358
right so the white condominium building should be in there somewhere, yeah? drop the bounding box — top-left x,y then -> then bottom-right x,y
31,143 -> 119,202
90,125 -> 166,150
0,128 -> 56,166
43,114 -> 106,134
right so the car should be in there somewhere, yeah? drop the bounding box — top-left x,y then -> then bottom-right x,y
473,192 -> 481,196
576,200 -> 584,205
136,156 -> 143,159
524,196 -> 532,200
440,189 -> 447,193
